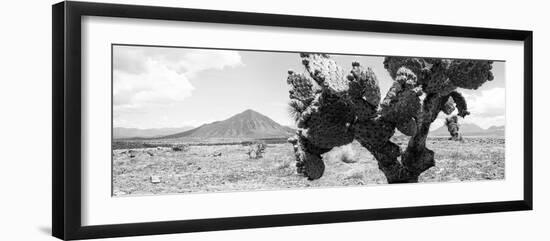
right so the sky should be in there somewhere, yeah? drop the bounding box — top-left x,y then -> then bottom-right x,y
112,45 -> 505,130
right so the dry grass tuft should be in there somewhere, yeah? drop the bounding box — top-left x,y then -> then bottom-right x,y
275,157 -> 293,170
328,144 -> 357,163
343,168 -> 365,180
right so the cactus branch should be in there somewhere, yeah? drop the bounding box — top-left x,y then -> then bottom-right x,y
449,91 -> 470,117
445,115 -> 462,141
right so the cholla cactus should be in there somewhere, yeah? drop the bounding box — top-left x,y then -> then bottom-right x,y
445,115 -> 463,141
286,54 -> 493,183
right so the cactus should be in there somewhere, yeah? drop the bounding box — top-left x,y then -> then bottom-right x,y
445,115 -> 463,141
286,54 -> 493,183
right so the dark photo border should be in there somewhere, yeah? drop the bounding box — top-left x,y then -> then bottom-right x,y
53,1 -> 533,240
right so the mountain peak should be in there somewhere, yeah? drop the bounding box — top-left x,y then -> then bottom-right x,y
242,109 -> 257,113
238,109 -> 259,115
159,109 -> 294,139
229,109 -> 277,123
237,109 -> 262,117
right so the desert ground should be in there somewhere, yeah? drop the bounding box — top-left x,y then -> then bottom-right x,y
112,136 -> 505,196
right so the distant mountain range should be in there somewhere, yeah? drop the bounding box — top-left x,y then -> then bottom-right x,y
429,123 -> 505,137
113,126 -> 194,139
116,110 -> 503,140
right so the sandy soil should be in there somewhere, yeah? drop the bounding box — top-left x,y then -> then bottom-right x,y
112,137 -> 505,196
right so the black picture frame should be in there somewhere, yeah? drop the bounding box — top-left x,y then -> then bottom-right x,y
52,1 -> 533,240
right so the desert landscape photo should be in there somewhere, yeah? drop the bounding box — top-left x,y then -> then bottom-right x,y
111,45 -> 505,196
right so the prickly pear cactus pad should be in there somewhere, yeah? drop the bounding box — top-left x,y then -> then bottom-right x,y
347,62 -> 381,121
286,54 -> 495,182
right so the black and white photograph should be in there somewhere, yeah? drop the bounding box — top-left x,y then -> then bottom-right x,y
111,45 -> 505,196
2,0 -> 545,240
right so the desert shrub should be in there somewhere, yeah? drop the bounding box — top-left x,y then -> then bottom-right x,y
328,144 -> 357,163
275,157 -> 292,170
143,143 -> 157,148
171,144 -> 189,152
241,141 -> 254,146
343,168 -> 365,180
246,142 -> 266,159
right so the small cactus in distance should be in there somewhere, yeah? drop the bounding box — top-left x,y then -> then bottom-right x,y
445,115 -> 463,141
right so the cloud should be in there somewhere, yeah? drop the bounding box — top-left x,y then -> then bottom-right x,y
113,47 -> 147,74
169,49 -> 243,77
114,59 -> 194,107
432,87 -> 506,129
464,88 -> 505,118
114,46 -> 243,76
113,46 -> 243,110
462,88 -> 506,128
